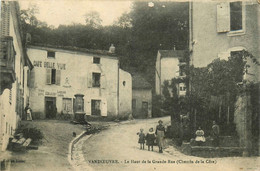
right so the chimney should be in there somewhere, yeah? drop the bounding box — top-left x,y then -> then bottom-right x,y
109,44 -> 115,53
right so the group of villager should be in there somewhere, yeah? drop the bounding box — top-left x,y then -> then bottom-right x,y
137,120 -> 166,153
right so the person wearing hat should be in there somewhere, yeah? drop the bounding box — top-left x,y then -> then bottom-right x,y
146,128 -> 156,151
155,120 -> 165,153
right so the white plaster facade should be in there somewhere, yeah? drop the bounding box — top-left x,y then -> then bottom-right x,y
155,50 -> 186,97
190,1 -> 259,83
132,89 -> 152,118
27,46 -> 132,119
0,1 -> 31,151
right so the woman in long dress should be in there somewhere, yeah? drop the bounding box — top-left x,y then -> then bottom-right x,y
195,127 -> 205,146
155,120 -> 165,153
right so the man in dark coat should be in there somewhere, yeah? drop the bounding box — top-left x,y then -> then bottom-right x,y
212,121 -> 220,146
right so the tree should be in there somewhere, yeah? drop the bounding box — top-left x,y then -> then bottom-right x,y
114,12 -> 132,29
84,11 -> 102,28
20,4 -> 39,26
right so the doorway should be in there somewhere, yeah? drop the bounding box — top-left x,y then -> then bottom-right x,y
45,97 -> 56,118
142,101 -> 148,118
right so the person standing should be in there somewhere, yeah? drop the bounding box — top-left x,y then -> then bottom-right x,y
155,120 -> 165,153
212,121 -> 220,146
137,128 -> 145,150
146,128 -> 156,151
25,104 -> 33,121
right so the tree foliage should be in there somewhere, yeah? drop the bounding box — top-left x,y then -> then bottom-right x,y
20,2 -> 189,87
84,11 -> 103,28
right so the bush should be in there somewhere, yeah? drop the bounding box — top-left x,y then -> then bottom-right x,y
17,127 -> 44,141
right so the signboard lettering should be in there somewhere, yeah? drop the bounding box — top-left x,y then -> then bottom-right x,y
33,60 -> 66,70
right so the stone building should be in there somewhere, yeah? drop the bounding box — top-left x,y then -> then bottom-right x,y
189,1 -> 260,155
27,45 -> 132,119
0,1 -> 33,151
189,1 -> 259,80
132,74 -> 152,118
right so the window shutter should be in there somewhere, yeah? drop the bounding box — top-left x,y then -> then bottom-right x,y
56,70 -> 61,85
87,72 -> 92,88
101,99 -> 107,116
85,100 -> 91,115
217,2 -> 230,33
46,69 -> 51,84
1,2 -> 10,36
100,73 -> 106,89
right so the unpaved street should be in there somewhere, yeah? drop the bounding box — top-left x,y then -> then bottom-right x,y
77,117 -> 259,171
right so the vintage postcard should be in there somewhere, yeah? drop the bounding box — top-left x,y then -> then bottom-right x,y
0,0 -> 259,171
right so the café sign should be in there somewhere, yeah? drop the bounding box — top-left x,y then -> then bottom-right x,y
33,61 -> 66,70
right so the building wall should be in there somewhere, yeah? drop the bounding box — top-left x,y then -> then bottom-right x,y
0,1 -> 26,151
132,89 -> 152,118
156,54 -> 179,96
155,53 -> 161,95
190,1 -> 260,154
191,1 -> 259,71
161,57 -> 179,87
119,69 -> 132,117
27,47 -> 131,118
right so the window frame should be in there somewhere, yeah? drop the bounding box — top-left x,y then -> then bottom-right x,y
227,1 -> 246,36
92,72 -> 101,87
93,57 -> 101,64
62,98 -> 73,114
51,69 -> 56,84
47,51 -> 55,58
91,99 -> 101,116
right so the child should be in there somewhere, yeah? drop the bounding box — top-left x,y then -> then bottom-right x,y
146,128 -> 156,151
137,128 -> 145,150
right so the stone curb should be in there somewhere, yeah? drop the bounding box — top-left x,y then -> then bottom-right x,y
68,131 -> 87,168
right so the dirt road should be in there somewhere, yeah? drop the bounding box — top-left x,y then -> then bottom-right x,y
78,117 -> 259,171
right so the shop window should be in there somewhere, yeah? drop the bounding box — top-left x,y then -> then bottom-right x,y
46,69 -> 61,85
91,100 -> 101,116
92,73 -> 101,87
62,98 -> 73,114
47,51 -> 55,58
93,57 -> 100,64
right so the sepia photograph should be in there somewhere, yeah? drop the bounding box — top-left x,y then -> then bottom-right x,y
0,0 -> 259,170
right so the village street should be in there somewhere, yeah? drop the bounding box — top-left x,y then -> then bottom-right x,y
72,116 -> 260,171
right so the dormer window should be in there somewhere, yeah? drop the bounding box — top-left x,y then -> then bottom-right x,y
47,51 -> 55,58
93,57 -> 100,64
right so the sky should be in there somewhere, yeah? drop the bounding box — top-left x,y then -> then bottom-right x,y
19,0 -> 133,27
